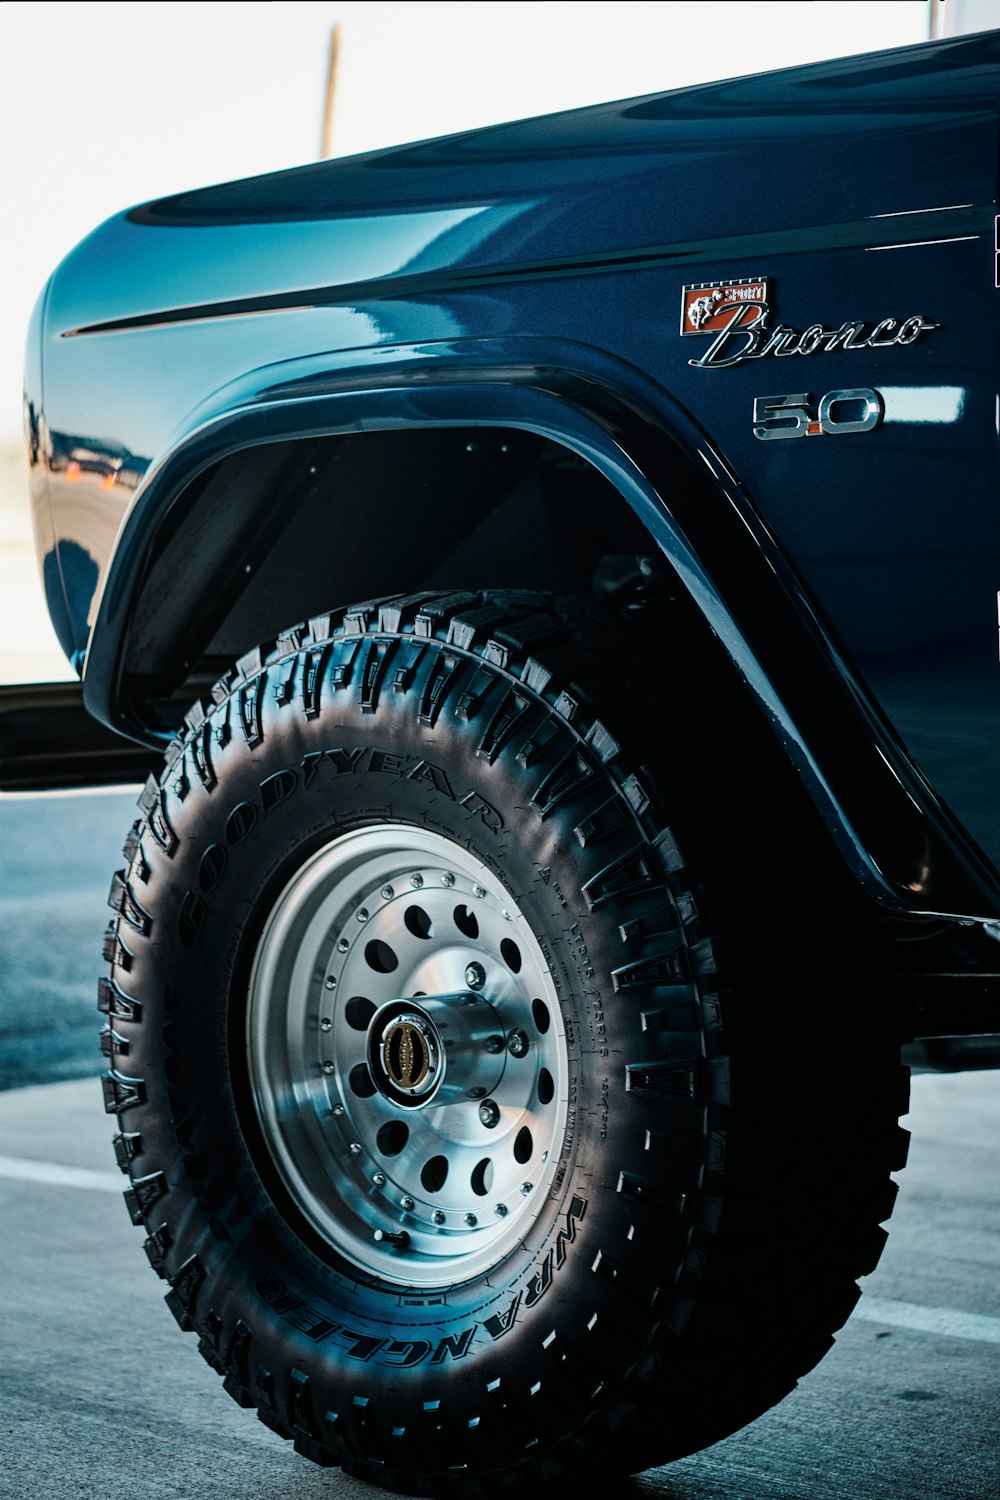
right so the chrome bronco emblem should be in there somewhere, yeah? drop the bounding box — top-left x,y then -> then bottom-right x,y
680,277 -> 939,369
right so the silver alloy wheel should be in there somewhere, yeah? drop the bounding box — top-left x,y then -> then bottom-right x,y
247,827 -> 569,1288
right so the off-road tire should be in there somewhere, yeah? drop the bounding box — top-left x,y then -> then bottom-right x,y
101,589 -> 909,1495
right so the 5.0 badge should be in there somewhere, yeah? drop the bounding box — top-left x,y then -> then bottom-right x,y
752,388 -> 883,441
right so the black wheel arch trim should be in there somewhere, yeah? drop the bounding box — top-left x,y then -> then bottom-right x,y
80,340 -> 1000,920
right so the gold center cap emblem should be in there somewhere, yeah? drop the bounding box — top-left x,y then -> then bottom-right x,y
383,1018 -> 433,1091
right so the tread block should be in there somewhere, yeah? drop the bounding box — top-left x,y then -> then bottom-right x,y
625,1061 -> 698,1102
108,872 -> 153,936
102,1071 -> 147,1114
112,1131 -> 142,1171
238,676 -> 265,748
573,795 -> 630,848
165,1254 -> 205,1331
530,747 -> 598,818
302,644 -> 331,720
582,848 -> 658,911
477,688 -> 531,765
612,946 -> 688,992
190,725 -> 217,790
617,1171 -> 688,1217
100,1025 -> 128,1058
98,977 -> 142,1023
124,1170 -> 167,1224
144,1223 -> 172,1277
591,1250 -> 661,1308
418,651 -> 462,726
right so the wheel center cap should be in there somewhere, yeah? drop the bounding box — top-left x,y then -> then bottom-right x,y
380,1013 -> 439,1096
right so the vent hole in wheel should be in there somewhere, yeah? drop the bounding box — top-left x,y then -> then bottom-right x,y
537,1068 -> 554,1106
349,1063 -> 376,1098
404,905 -> 433,939
513,1127 -> 533,1164
421,1155 -> 449,1193
500,938 -> 521,973
531,998 -> 550,1035
345,996 -> 376,1031
365,939 -> 398,973
471,1158 -> 493,1197
377,1120 -> 409,1156
454,905 -> 479,939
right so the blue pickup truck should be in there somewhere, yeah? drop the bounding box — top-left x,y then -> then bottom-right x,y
5,26 -> 998,1496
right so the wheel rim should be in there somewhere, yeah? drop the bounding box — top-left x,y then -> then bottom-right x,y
246,826 -> 569,1288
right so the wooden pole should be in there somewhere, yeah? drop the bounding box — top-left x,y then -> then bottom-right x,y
321,22 -> 342,159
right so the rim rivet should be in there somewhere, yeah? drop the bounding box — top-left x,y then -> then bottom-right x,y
521,1181 -> 533,1195
465,961 -> 486,991
479,1099 -> 500,1128
410,873 -> 424,889
441,872 -> 456,887
372,1172 -> 386,1187
357,907 -> 369,923
400,1196 -> 415,1211
432,1209 -> 446,1225
325,976 -> 336,989
464,1213 -> 478,1227
337,937 -> 349,952
508,1029 -> 529,1058
494,1203 -> 508,1218
349,1142 -> 362,1155
381,885 -> 394,900
322,1060 -> 335,1074
473,885 -> 487,900
320,1018 -> 332,1031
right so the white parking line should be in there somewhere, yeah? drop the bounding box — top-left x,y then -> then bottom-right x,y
0,1153 -> 121,1194
853,1294 -> 1000,1345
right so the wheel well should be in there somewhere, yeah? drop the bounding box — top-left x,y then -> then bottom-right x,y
123,425 -> 657,728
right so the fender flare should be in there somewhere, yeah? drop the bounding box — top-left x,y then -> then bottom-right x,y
82,339 -> 1000,918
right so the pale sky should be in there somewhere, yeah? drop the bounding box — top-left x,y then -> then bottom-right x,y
0,1 -> 930,443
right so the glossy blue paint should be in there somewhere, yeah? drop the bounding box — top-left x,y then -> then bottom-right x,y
22,30 -> 1000,917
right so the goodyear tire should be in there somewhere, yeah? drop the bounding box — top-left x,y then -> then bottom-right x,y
102,590 -> 909,1494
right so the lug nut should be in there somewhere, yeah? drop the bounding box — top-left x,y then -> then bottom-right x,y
331,1103 -> 344,1116
464,1213 -> 478,1227
484,1034 -> 504,1054
410,873 -> 424,889
322,1061 -> 335,1074
372,1172 -> 386,1187
473,885 -> 487,900
337,937 -> 349,952
465,962 -> 486,990
432,1210 -> 446,1225
441,872 -> 456,887
349,1142 -> 362,1155
521,1181 -> 533,1196
400,1196 -> 415,1211
508,1029 -> 529,1058
373,1228 -> 409,1247
325,976 -> 337,989
479,1099 -> 500,1129
356,907 -> 369,923
381,885 -> 394,899
494,1203 -> 508,1218
320,1018 -> 332,1031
